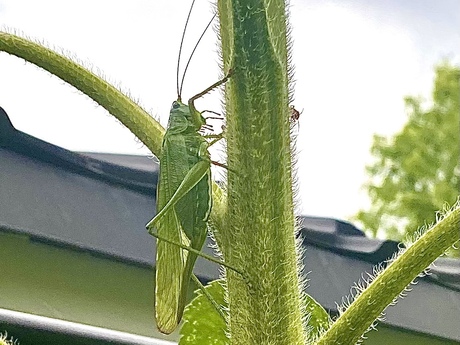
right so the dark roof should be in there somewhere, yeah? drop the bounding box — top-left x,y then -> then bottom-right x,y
0,108 -> 157,195
1,106 -> 459,342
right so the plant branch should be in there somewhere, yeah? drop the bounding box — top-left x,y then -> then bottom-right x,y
316,202 -> 460,345
0,31 -> 164,156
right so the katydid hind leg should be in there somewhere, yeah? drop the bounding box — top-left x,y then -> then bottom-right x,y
177,249 -> 204,322
191,274 -> 226,321
174,177 -> 210,322
174,141 -> 212,239
146,159 -> 210,229
149,229 -> 243,275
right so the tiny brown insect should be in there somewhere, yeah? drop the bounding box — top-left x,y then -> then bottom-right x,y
290,105 -> 302,122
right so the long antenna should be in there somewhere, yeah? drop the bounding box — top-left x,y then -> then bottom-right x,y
177,11 -> 217,99
176,0 -> 197,101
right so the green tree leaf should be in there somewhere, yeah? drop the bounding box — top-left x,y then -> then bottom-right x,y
354,61 -> 460,256
179,280 -> 228,345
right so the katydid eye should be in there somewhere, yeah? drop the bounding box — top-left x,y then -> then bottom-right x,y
172,101 -> 180,109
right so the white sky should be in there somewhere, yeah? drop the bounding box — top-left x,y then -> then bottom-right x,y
0,0 -> 459,225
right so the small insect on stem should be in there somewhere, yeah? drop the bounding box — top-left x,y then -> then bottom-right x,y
290,105 -> 302,122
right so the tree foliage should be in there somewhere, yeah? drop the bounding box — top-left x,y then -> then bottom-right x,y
355,62 -> 459,253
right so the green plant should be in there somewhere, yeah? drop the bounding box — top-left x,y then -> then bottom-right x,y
0,332 -> 17,345
0,0 -> 458,344
354,62 -> 460,258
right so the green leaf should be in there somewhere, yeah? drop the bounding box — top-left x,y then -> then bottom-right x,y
179,279 -> 229,345
302,292 -> 331,341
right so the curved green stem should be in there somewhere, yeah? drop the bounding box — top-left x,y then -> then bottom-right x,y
0,31 -> 164,156
316,203 -> 460,345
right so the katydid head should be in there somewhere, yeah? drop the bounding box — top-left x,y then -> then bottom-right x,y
168,100 -> 206,132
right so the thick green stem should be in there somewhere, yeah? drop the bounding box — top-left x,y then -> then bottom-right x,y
218,0 -> 304,344
316,203 -> 460,345
0,31 -> 164,156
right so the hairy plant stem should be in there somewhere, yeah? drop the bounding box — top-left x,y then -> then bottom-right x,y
316,204 -> 460,345
218,0 -> 305,344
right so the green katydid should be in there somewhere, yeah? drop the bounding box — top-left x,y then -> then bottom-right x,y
146,1 -> 236,334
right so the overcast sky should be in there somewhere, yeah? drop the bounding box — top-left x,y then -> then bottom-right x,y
0,0 -> 459,227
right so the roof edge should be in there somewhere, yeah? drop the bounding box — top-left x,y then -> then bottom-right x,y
0,107 -> 157,194
0,308 -> 174,345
